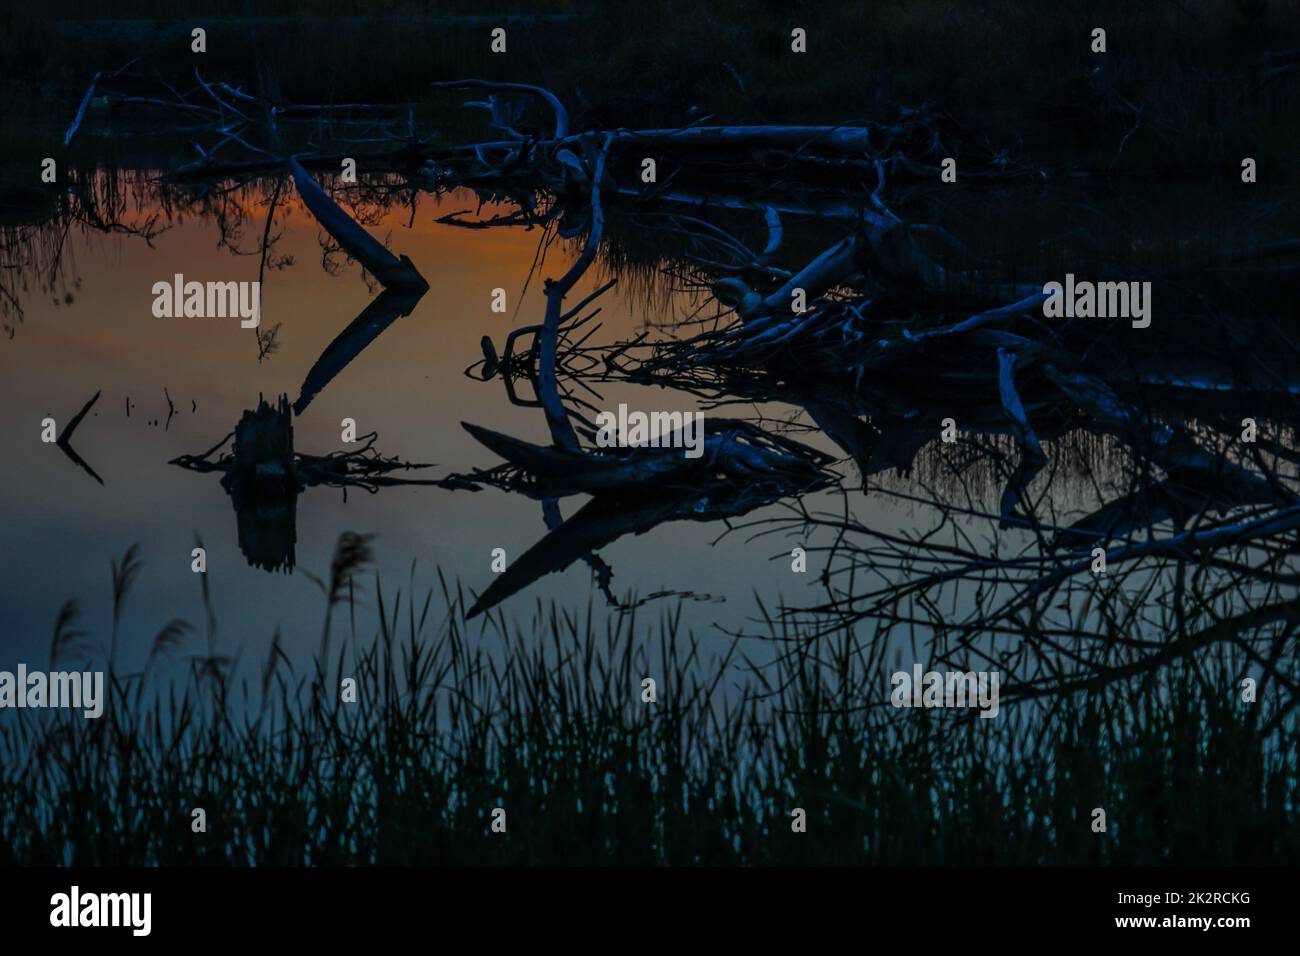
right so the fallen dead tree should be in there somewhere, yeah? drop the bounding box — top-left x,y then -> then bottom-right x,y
287,157 -> 427,291
72,65 -> 1300,629
458,418 -> 833,617
463,418 -> 833,498
423,80 -> 1300,638
61,66 -> 430,295
171,396 -> 476,572
436,116 -> 840,612
170,395 -> 475,495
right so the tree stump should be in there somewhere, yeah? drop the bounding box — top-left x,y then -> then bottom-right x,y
222,394 -> 300,572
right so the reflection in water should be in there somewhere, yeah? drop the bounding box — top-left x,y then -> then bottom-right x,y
171,394 -> 477,573
2,46 -> 1300,866
294,285 -> 427,414
52,389 -> 105,486
4,154 -> 1300,727
460,418 -> 834,616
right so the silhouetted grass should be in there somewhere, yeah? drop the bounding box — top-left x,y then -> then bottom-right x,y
0,536 -> 1296,866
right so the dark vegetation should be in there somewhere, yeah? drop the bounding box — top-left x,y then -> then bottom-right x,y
4,1 -> 1300,864
1,535 -> 1296,866
5,1 -> 1300,173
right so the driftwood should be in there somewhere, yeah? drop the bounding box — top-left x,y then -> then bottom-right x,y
171,396 -> 476,571
462,422 -> 834,617
59,65 -> 1300,658
171,400 -> 470,495
60,69 -> 431,294
63,72 -> 101,147
463,419 -> 832,497
230,395 -> 298,493
1044,366 -> 1281,508
287,158 -> 427,291
431,79 -> 570,139
536,135 -> 613,452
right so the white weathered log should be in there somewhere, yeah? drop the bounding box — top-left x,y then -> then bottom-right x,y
288,157 -> 427,290
997,348 -> 1045,459
537,134 -> 613,452
432,79 -> 569,139
64,72 -> 102,146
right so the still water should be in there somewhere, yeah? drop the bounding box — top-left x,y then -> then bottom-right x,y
1,173 -> 916,673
